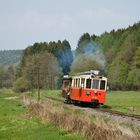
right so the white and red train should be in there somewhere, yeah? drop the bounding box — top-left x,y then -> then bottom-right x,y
62,70 -> 107,107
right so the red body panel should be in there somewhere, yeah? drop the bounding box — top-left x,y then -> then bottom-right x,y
70,88 -> 106,104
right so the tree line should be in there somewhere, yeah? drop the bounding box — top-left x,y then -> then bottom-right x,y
13,40 -> 73,97
0,65 -> 15,88
0,50 -> 23,64
0,21 -> 139,91
21,40 -> 73,75
72,22 -> 140,90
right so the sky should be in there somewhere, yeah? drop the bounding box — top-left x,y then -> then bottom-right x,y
0,0 -> 140,50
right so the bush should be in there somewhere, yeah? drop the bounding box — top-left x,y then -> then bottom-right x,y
13,77 -> 30,93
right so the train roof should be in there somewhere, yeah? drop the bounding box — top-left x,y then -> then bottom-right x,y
63,70 -> 107,80
72,75 -> 107,80
63,75 -> 72,80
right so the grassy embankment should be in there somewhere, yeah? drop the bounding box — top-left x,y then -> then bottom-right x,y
0,89 -> 84,140
1,89 -> 139,140
28,89 -> 140,140
42,90 -> 140,115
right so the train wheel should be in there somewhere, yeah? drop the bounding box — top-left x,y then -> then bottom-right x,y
73,100 -> 78,105
91,100 -> 100,108
64,95 -> 71,104
92,103 -> 100,108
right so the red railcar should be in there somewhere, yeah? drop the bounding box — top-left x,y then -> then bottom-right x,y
62,70 -> 107,107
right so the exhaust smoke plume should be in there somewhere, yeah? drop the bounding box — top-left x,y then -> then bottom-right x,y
70,40 -> 106,74
77,41 -> 106,69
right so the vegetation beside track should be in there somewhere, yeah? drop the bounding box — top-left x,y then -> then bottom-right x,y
1,89 -> 140,140
24,91 -> 140,140
42,90 -> 62,99
0,89 -> 84,140
105,91 -> 140,115
42,90 -> 140,115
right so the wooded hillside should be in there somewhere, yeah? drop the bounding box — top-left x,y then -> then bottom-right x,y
74,22 -> 140,90
0,50 -> 23,64
0,22 -> 139,91
21,40 -> 73,75
14,40 -> 73,92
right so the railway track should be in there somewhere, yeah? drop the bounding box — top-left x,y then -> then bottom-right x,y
97,108 -> 140,121
44,96 -> 140,122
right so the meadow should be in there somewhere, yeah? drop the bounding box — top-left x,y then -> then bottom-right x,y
42,90 -> 140,115
0,89 -> 84,140
105,91 -> 140,115
0,89 -> 140,140
29,90 -> 140,140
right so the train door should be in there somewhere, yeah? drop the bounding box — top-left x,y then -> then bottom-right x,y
79,78 -> 85,97
62,78 -> 72,98
98,79 -> 107,104
71,78 -> 80,100
91,78 -> 107,104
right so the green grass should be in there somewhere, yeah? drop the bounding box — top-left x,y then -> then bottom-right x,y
41,89 -> 140,115
0,90 -> 85,140
42,90 -> 62,99
104,91 -> 140,115
30,90 -> 62,101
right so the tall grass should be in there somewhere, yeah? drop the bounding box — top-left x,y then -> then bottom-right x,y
0,90 -> 84,140
22,95 -> 140,140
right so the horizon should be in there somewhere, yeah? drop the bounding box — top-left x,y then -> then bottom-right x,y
0,0 -> 140,50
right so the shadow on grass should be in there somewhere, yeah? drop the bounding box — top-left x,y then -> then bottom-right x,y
101,105 -> 112,109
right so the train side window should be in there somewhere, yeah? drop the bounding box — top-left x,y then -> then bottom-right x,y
86,79 -> 91,88
73,79 -> 76,87
100,80 -> 105,90
81,78 -> 85,88
92,79 -> 99,89
73,79 -> 74,87
73,79 -> 75,87
75,79 -> 77,87
78,78 -> 80,87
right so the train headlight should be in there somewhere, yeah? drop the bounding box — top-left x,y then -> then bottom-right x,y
86,91 -> 90,95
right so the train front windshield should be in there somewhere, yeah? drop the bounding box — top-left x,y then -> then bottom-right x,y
86,79 -> 91,88
92,79 -> 99,89
100,80 -> 106,90
86,79 -> 106,90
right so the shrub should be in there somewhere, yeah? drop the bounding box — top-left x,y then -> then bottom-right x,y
13,77 -> 30,92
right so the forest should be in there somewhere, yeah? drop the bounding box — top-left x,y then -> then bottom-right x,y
0,50 -> 23,64
0,21 -> 140,91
